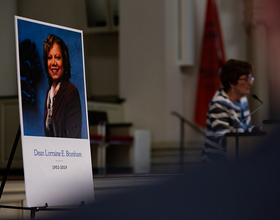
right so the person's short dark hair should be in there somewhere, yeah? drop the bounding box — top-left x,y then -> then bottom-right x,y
220,59 -> 252,92
43,34 -> 71,87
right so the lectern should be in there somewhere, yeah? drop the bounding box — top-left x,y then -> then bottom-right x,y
226,132 -> 266,161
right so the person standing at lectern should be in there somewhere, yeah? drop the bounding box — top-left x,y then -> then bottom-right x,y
201,59 -> 261,164
43,34 -> 82,138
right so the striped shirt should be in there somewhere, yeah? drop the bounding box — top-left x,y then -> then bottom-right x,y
201,88 -> 255,164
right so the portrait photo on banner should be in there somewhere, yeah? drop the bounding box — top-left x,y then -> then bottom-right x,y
17,17 -> 88,139
15,16 -> 94,207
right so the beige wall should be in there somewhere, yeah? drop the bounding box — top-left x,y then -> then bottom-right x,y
119,0 -> 168,144
0,0 -> 18,96
120,0 -> 249,146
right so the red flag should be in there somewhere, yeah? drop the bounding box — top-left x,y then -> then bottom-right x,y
194,0 -> 226,127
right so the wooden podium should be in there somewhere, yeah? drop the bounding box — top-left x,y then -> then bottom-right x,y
262,119 -> 280,134
226,132 -> 267,161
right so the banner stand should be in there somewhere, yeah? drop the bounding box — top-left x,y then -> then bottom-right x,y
0,126 -> 85,219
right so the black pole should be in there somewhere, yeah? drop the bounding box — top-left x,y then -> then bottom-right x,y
30,208 -> 37,219
0,125 -> 21,200
180,119 -> 184,172
235,130 -> 239,161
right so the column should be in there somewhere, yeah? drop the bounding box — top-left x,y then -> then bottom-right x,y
243,0 -> 270,124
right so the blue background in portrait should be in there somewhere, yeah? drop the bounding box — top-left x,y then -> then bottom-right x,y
17,18 -> 88,139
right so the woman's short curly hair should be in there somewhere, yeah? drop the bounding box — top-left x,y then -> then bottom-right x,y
43,34 -> 71,87
220,59 -> 252,92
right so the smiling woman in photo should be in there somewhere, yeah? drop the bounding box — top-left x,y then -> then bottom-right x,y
43,34 -> 82,138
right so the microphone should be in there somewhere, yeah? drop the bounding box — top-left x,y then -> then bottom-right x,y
236,94 -> 263,127
235,94 -> 263,160
246,94 -> 263,119
252,94 -> 263,104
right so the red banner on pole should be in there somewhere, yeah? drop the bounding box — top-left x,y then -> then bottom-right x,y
194,0 -> 226,127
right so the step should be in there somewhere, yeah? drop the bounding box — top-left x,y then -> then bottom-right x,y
151,147 -> 202,164
150,145 -> 203,174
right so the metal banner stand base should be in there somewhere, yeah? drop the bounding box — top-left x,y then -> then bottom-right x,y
0,126 -> 85,219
